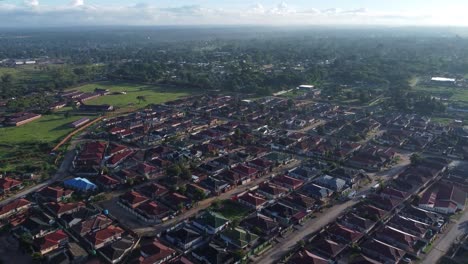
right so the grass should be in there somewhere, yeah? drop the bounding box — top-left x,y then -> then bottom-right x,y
71,82 -> 192,110
414,85 -> 468,102
432,117 -> 454,125
213,200 -> 251,221
0,114 -> 95,146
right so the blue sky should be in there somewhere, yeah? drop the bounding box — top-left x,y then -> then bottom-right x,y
0,0 -> 467,27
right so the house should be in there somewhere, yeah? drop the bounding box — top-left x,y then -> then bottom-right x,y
138,183 -> 169,199
338,213 -> 375,233
220,227 -> 259,249
192,243 -> 236,264
70,118 -> 90,128
263,202 -> 298,226
18,211 -> 55,239
241,214 -> 279,237
162,192 -> 192,211
232,164 -> 259,180
256,182 -> 288,199
288,249 -> 330,264
281,193 -> 317,211
137,239 -> 177,264
85,225 -> 124,249
100,235 -> 136,264
0,177 -> 23,194
306,236 -> 346,260
314,175 -> 347,192
135,201 -> 171,223
59,206 -> 99,228
201,177 -> 230,195
326,223 -> 364,243
192,211 -> 229,234
400,206 -> 441,226
64,177 -> 98,192
71,214 -> 113,236
119,191 -> 150,209
360,239 -> 405,264
272,175 -> 304,190
46,202 -> 86,218
165,224 -> 204,251
355,204 -> 387,222
348,254 -> 384,264
237,192 -> 267,210
388,215 -> 433,241
95,175 -> 120,190
6,112 -> 42,126
419,183 -> 466,215
36,186 -> 74,202
380,187 -> 409,201
0,198 -> 31,219
79,104 -> 114,112
34,229 -> 68,255
375,226 -> 427,256
300,183 -> 333,200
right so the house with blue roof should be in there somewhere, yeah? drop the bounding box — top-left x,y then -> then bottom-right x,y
64,177 -> 98,192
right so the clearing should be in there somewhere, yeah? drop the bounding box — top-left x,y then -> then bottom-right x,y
71,82 -> 192,111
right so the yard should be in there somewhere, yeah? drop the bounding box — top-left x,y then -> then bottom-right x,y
413,85 -> 468,102
213,200 -> 251,221
71,82 -> 192,111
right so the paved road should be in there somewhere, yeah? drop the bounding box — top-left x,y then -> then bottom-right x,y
422,210 -> 468,264
253,199 -> 358,264
0,150 -> 75,207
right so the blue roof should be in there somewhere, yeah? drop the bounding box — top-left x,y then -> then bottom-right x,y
64,177 -> 97,191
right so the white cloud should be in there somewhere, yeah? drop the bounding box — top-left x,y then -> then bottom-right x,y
0,1 -> 465,27
24,0 -> 39,7
71,0 -> 84,7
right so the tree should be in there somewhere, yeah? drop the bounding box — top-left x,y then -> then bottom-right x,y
410,153 -> 422,165
167,164 -> 181,177
180,166 -> 192,181
136,95 -> 147,104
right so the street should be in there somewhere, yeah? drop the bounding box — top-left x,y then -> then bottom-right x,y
0,150 -> 75,207
422,210 -> 468,264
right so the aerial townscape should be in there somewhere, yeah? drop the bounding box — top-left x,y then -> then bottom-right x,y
2,2 -> 468,264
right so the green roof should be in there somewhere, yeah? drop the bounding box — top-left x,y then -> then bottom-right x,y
222,227 -> 259,248
197,211 -> 229,229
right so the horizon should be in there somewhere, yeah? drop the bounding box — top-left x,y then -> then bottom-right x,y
1,0 -> 468,27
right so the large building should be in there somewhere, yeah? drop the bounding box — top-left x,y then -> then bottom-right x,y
5,112 -> 42,126
431,77 -> 456,86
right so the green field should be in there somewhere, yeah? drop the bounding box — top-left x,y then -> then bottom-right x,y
72,82 -> 192,110
0,114 -> 94,146
414,85 -> 468,102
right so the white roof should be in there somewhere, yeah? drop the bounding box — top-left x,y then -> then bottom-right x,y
431,77 -> 456,82
298,85 -> 315,88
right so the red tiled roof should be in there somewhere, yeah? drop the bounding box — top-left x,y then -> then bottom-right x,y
34,229 -> 68,251
0,177 -> 22,191
273,175 -> 304,188
38,186 -> 73,199
238,192 -> 267,207
0,198 -> 31,217
85,225 -> 124,247
233,164 -> 258,176
96,174 -> 120,186
47,202 -> 85,216
139,240 -> 176,264
120,191 -> 149,208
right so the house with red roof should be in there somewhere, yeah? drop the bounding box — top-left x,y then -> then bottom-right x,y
34,229 -> 68,255
95,175 -> 120,190
135,201 -> 171,224
119,191 -> 149,209
137,239 -> 176,264
0,177 -> 23,194
232,164 -> 259,181
107,149 -> 134,168
161,192 -> 192,211
272,175 -> 304,190
375,226 -> 427,256
85,225 -> 124,249
360,239 -> 405,264
256,182 -> 288,199
46,202 -> 86,218
0,198 -> 31,219
237,192 -> 267,210
138,183 -> 169,199
36,186 -> 74,202
419,183 -> 467,215
326,223 -> 364,244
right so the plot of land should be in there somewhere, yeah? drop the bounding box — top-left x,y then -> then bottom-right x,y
213,200 -> 251,221
414,85 -> 468,102
72,82 -> 192,110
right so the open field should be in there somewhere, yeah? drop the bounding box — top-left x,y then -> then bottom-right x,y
414,85 -> 468,102
0,114 -> 95,146
72,82 -> 192,110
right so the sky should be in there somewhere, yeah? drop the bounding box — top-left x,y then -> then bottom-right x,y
0,0 -> 467,27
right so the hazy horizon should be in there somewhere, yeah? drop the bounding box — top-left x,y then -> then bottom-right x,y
0,0 -> 467,28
